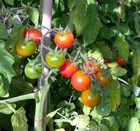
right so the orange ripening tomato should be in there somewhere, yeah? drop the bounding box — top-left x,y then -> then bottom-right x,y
71,70 -> 91,91
59,59 -> 78,78
16,39 -> 37,57
54,31 -> 74,48
84,59 -> 100,75
81,89 -> 101,108
96,71 -> 112,86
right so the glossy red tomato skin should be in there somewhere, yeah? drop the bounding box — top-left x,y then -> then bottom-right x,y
45,51 -> 65,68
116,57 -> 126,65
71,70 -> 91,91
84,59 -> 100,76
59,59 -> 78,78
96,71 -> 112,86
81,89 -> 101,108
23,28 -> 42,44
16,40 -> 37,57
54,31 -> 74,48
104,58 -> 112,63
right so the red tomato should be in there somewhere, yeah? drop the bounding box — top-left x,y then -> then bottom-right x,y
59,59 -> 78,78
71,70 -> 91,91
104,58 -> 112,63
116,57 -> 126,65
54,31 -> 74,48
23,28 -> 42,44
81,89 -> 101,108
84,59 -> 100,76
96,71 -> 112,86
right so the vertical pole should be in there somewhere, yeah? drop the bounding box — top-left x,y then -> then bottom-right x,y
41,0 -> 53,130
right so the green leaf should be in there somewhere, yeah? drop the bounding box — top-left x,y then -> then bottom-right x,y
83,4 -> 102,45
4,0 -> 14,6
133,83 -> 140,96
8,16 -> 14,29
83,105 -> 91,115
132,45 -> 140,77
71,0 -> 87,36
93,41 -> 114,59
45,108 -> 61,125
108,80 -> 120,112
111,66 -> 127,77
114,33 -> 130,62
70,115 -> 90,129
0,48 -> 16,83
99,26 -> 118,40
0,22 -> 9,40
28,8 -> 39,25
0,103 -> 16,114
11,107 -> 28,131
68,0 -> 76,8
0,74 -> 9,97
128,117 -> 140,131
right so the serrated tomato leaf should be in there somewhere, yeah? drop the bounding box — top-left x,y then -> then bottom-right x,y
0,22 -> 9,40
0,103 -> 16,114
83,4 -> 102,45
11,107 -> 28,131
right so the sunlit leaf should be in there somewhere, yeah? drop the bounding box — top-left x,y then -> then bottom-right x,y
128,117 -> 140,131
0,103 -> 16,114
111,66 -> 127,77
28,8 -> 39,25
70,115 -> 90,129
108,80 -> 120,112
114,33 -> 130,62
11,107 -> 28,131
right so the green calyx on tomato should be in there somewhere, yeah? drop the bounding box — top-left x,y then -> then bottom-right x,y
71,70 -> 91,91
45,51 -> 65,68
54,31 -> 74,48
16,39 -> 37,57
59,59 -> 78,78
24,60 -> 43,79
23,28 -> 42,44
83,59 -> 100,76
81,89 -> 101,108
96,70 -> 112,87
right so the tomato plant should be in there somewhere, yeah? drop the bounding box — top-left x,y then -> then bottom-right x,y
16,39 -> 37,57
96,71 -> 112,86
23,28 -> 42,44
24,60 -> 42,79
59,59 -> 78,78
116,57 -> 126,66
83,59 -> 100,75
71,70 -> 91,91
81,89 -> 101,108
54,31 -> 74,48
45,51 -> 65,68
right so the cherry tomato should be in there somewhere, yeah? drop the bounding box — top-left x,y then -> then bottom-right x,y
84,59 -> 100,75
23,28 -> 42,44
116,57 -> 126,65
24,60 -> 42,79
96,71 -> 112,86
104,58 -> 112,63
81,89 -> 101,108
71,70 -> 91,91
16,39 -> 37,57
54,31 -> 74,48
46,51 -> 65,68
59,59 -> 78,78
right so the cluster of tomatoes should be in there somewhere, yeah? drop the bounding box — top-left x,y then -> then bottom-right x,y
15,27 -> 113,108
